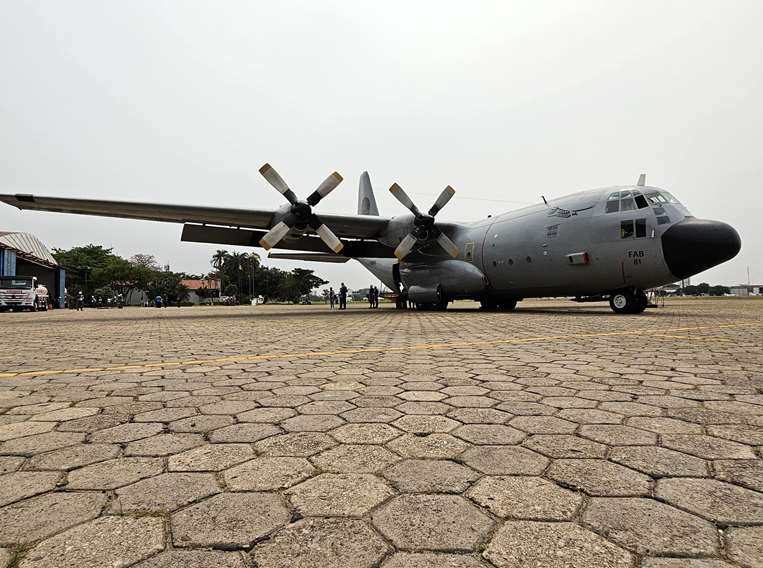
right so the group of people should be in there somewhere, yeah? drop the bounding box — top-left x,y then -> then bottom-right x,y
367,285 -> 380,308
327,283 -> 348,310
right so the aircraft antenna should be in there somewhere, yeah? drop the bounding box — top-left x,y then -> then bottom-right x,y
541,195 -> 548,206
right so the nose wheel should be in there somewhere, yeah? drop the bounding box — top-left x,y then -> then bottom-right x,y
609,289 -> 647,314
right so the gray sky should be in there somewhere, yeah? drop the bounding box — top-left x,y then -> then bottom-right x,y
1,1 -> 761,289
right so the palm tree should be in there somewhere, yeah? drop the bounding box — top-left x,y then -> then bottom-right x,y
211,250 -> 229,298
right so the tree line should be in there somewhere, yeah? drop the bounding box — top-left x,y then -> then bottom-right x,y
52,245 -> 327,305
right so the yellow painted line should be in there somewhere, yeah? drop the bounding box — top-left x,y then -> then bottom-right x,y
0,321 -> 758,379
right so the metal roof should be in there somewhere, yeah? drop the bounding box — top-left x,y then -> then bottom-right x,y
0,231 -> 58,267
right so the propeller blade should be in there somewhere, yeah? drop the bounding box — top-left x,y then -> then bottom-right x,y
306,172 -> 343,206
436,232 -> 460,258
394,233 -> 418,260
259,163 -> 298,204
258,221 -> 291,250
428,185 -> 455,216
314,222 -> 344,253
389,183 -> 421,216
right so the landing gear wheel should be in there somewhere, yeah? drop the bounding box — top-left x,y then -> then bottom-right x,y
480,299 -> 498,311
609,290 -> 647,314
498,299 -> 517,311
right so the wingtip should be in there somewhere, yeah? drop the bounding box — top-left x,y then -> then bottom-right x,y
258,238 -> 273,250
259,163 -> 272,175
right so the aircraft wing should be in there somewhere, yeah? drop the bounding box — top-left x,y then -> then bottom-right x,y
0,194 -> 390,240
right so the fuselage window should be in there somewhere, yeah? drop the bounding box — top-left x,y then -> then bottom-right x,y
621,220 -> 635,239
634,193 -> 648,209
635,218 -> 647,238
605,192 -> 620,213
656,215 -> 671,225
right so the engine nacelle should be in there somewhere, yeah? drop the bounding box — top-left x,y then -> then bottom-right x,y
400,259 -> 487,300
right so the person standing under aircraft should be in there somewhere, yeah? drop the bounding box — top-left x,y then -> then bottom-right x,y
329,287 -> 336,309
339,283 -> 348,310
374,286 -> 380,309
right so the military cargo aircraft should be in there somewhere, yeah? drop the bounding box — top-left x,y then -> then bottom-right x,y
0,166 -> 741,314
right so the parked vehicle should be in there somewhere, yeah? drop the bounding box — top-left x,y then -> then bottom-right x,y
0,276 -> 49,312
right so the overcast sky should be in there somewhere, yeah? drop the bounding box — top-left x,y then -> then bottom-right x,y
1,1 -> 761,289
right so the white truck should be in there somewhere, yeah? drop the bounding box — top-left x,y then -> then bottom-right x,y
0,276 -> 49,312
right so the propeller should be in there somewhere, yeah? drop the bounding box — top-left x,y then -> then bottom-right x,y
258,164 -> 345,253
388,183 -> 459,260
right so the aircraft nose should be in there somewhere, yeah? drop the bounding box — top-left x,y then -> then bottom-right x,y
661,218 -> 741,279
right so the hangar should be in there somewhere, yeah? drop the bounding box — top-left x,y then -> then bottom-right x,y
0,231 -> 65,307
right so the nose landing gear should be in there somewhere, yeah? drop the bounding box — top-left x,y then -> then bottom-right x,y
609,289 -> 648,314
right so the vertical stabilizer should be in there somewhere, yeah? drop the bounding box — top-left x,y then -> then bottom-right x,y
357,171 -> 380,216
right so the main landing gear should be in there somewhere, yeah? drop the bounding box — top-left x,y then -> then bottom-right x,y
609,288 -> 648,314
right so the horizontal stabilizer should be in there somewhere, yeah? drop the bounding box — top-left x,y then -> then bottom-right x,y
268,252 -> 350,263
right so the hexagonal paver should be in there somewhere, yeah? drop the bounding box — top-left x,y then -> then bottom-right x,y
331,423 -> 401,444
484,521 -> 633,568
714,459 -> 763,492
578,425 -> 657,445
17,516 -> 164,568
281,414 -> 345,432
382,553 -> 485,567
393,415 -> 460,433
468,476 -> 582,520
609,446 -> 707,477
115,472 -> 219,513
251,518 -> 390,568
509,416 -> 577,434
134,550 -> 247,568
125,433 -> 204,456
546,459 -> 652,496
452,424 -> 525,445
384,459 -> 479,493
341,407 -> 402,423
462,446 -> 549,475
386,433 -> 468,459
224,457 -> 316,491
0,471 -> 60,507
168,443 -> 255,471
90,422 -> 163,443
655,478 -> 763,525
372,495 -> 493,551
208,423 -> 281,443
169,414 -> 234,432
255,432 -> 336,456
67,457 -> 164,490
725,526 -> 763,568
640,560 -> 736,568
582,497 -> 719,555
312,444 -> 399,473
26,443 -> 120,471
0,492 -> 106,545
171,493 -> 288,548
523,435 -> 607,458
287,473 -> 394,516
0,431 -> 84,455
625,416 -> 703,434
448,408 -> 512,424
556,408 -> 623,424
0,421 -> 55,441
661,434 -> 756,459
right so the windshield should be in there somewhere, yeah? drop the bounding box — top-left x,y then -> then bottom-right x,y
0,277 -> 33,289
644,190 -> 682,205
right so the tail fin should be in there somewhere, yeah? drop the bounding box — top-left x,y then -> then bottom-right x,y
357,171 -> 380,216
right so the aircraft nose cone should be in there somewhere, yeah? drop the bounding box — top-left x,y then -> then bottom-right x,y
662,218 -> 741,279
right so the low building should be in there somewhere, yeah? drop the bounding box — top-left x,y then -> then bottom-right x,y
730,285 -> 762,297
0,231 -> 65,307
180,278 -> 221,304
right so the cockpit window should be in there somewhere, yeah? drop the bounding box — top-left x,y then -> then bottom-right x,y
606,190 -> 649,213
605,192 -> 620,213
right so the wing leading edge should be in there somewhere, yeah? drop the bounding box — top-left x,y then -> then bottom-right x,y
0,194 -> 390,240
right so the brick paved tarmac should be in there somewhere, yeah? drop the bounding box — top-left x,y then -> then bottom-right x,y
0,298 -> 761,567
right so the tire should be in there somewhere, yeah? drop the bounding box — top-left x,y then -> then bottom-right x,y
480,299 -> 498,311
498,299 -> 518,311
609,290 -> 646,314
